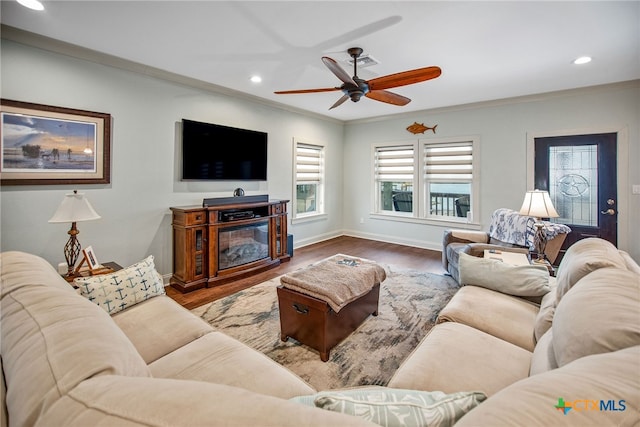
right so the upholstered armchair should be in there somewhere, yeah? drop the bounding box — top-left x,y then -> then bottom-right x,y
442,208 -> 571,283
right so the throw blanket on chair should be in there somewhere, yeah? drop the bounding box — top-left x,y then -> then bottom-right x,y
488,208 -> 570,251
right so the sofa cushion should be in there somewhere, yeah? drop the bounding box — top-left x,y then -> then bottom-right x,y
456,346 -> 640,427
552,268 -> 640,367
0,252 -> 151,427
37,375 -> 376,427
619,250 -> 640,274
112,295 -> 213,364
292,387 -> 486,427
533,283 -> 557,342
75,255 -> 165,315
388,322 -> 531,396
529,329 -> 557,375
555,238 -> 627,304
149,331 -> 315,399
437,285 -> 539,351
458,252 -> 551,297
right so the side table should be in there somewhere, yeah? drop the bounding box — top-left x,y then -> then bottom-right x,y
63,261 -> 123,284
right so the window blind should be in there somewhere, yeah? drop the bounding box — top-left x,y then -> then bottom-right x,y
375,145 -> 415,181
424,142 -> 473,180
296,143 -> 322,183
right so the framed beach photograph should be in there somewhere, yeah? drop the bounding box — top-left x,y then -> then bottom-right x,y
0,99 -> 111,185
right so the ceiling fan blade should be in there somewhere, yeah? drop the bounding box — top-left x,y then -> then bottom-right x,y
365,90 -> 411,106
329,94 -> 350,110
368,66 -> 442,91
274,87 -> 339,94
322,56 -> 357,86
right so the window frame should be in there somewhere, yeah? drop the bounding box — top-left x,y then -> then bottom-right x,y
370,136 -> 480,225
421,136 -> 478,222
372,142 -> 418,217
292,138 -> 325,220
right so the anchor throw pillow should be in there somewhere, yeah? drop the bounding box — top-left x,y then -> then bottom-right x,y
75,255 -> 165,315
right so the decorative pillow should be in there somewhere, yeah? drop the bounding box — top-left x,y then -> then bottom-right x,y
458,252 -> 550,297
291,387 -> 486,427
75,255 -> 165,315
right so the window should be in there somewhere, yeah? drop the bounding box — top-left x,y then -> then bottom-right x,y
294,141 -> 324,218
372,137 -> 478,222
424,140 -> 474,220
374,144 -> 416,214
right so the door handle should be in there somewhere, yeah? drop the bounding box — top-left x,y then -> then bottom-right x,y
600,209 -> 616,216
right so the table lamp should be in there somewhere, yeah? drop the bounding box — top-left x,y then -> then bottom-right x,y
49,190 -> 101,277
519,189 -> 559,263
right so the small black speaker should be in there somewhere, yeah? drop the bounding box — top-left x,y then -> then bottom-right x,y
287,234 -> 293,257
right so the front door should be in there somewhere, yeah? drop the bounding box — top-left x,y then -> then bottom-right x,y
534,133 -> 617,262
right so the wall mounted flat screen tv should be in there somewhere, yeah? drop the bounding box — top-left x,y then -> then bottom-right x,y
182,119 -> 267,181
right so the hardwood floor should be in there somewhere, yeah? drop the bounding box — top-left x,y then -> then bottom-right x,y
166,236 -> 445,310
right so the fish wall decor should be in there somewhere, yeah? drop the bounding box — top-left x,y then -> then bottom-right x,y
406,122 -> 437,135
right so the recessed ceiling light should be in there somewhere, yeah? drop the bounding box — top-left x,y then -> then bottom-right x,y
250,75 -> 262,83
573,56 -> 592,65
17,0 -> 44,11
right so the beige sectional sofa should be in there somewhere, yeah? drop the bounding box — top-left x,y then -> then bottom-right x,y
0,251 -> 374,427
2,237 -> 639,426
390,237 -> 640,425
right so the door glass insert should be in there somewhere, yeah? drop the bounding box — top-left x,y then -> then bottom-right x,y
549,145 -> 597,227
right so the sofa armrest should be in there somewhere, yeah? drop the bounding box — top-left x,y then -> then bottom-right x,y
443,229 -> 490,269
444,229 -> 490,244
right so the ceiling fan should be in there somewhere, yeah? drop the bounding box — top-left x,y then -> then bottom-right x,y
274,47 -> 441,110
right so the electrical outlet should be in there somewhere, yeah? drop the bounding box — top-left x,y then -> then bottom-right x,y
633,185 -> 640,195
57,262 -> 67,274
359,217 -> 364,224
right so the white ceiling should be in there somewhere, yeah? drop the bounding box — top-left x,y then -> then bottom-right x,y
2,1 -> 639,122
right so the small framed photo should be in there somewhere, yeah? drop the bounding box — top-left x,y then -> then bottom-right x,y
82,246 -> 100,271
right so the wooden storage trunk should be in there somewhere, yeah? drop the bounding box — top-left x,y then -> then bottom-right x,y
277,283 -> 380,361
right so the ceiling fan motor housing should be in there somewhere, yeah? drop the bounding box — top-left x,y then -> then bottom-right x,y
344,77 -> 369,102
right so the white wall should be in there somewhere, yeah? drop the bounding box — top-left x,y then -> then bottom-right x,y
0,40 -> 344,276
2,39 -> 639,276
343,82 -> 640,260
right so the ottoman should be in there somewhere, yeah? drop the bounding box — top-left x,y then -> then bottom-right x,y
277,255 -> 386,361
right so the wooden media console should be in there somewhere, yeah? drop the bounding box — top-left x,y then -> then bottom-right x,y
170,198 -> 290,293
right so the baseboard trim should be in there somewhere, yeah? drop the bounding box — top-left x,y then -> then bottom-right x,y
293,229 -> 441,252
342,230 -> 442,252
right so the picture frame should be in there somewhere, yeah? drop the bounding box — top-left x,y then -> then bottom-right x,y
82,246 -> 100,271
0,99 -> 111,185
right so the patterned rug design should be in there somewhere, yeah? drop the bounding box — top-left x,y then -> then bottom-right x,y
192,263 -> 460,391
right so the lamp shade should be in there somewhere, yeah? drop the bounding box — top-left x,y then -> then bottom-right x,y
49,191 -> 101,223
519,190 -> 559,218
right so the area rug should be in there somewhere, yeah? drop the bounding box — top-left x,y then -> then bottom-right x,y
192,261 -> 460,391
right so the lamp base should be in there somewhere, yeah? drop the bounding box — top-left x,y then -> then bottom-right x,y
63,221 -> 82,276
533,221 -> 548,263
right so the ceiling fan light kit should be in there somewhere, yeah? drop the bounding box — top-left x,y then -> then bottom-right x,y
275,47 -> 441,110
